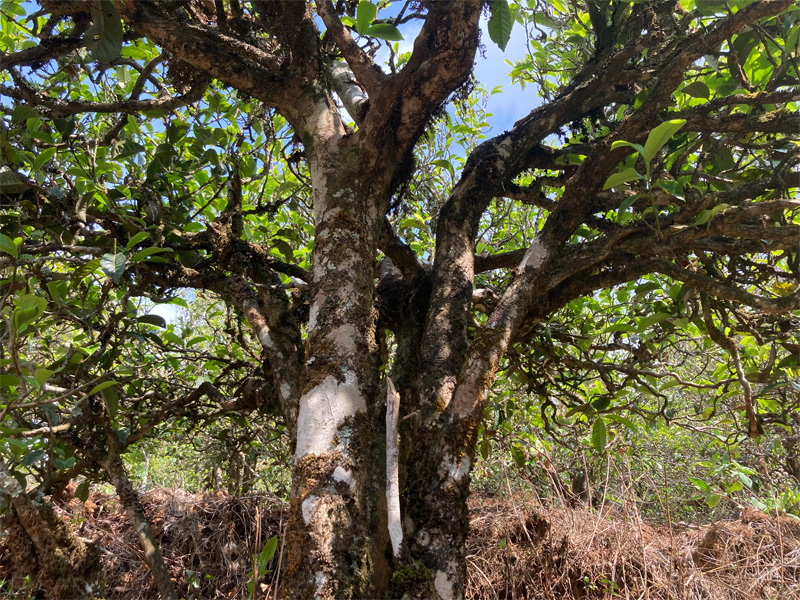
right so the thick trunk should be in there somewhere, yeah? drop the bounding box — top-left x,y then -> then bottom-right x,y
282,141 -> 390,598
395,434 -> 472,600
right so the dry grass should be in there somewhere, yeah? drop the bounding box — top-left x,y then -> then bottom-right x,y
466,493 -> 800,599
2,489 -> 799,599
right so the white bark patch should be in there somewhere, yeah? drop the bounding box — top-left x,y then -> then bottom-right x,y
521,238 -> 547,272
496,136 -> 513,161
332,466 -> 354,489
314,571 -> 328,600
439,455 -> 471,493
256,329 -> 275,351
328,323 -> 358,355
302,494 -> 319,525
294,374 -> 366,459
433,564 -> 460,600
308,302 -> 320,332
279,383 -> 291,402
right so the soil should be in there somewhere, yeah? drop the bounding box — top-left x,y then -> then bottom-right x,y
1,488 -> 798,599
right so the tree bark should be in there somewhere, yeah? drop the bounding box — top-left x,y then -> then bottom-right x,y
281,121 -> 391,597
104,452 -> 177,600
0,459 -> 102,599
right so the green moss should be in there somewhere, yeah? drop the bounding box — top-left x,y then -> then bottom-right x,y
388,559 -> 435,599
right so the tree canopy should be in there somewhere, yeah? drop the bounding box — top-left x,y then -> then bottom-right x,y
1,1 -> 799,598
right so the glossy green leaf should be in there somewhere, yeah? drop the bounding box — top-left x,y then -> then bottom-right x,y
591,418 -> 607,453
367,23 -> 403,41
86,0 -> 123,62
89,380 -> 119,395
22,449 -> 45,467
137,314 -> 167,328
643,119 -> 686,164
603,168 -> 642,190
356,1 -> 377,34
101,252 -> 127,283
488,0 -> 513,51
680,81 -> 710,99
130,247 -> 173,262
610,140 -> 644,154
258,535 -> 278,571
103,385 -> 120,417
126,232 -> 150,250
35,368 -> 54,387
0,233 -> 18,258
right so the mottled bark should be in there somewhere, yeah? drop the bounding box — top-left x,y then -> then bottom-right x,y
0,459 -> 102,599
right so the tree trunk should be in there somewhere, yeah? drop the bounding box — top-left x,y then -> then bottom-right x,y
0,459 -> 102,599
282,143 -> 391,598
104,453 -> 178,600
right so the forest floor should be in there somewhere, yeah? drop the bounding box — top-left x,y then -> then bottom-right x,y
2,487 -> 799,599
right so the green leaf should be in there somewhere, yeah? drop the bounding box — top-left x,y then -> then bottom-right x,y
533,11 -> 558,29
2,1 -> 27,16
71,258 -> 101,283
126,232 -> 149,250
34,147 -> 57,171
488,0 -> 513,51
35,368 -> 55,387
616,193 -> 645,222
100,252 -> 126,283
89,380 -> 119,395
75,480 -> 91,503
0,374 -> 19,389
480,439 -> 490,460
136,314 -> 167,328
356,1 -> 377,34
511,444 -> 526,468
86,0 -> 123,63
12,308 -> 38,333
366,23 -> 403,41
274,239 -> 294,262
606,414 -> 637,432
655,179 -> 684,200
257,535 -> 278,571
0,170 -> 30,194
0,233 -> 18,258
112,140 -> 146,160
11,105 -> 39,124
706,493 -> 721,508
19,294 -> 47,312
103,385 -> 120,417
643,119 -> 686,164
603,167 -> 643,190
22,449 -> 45,467
689,477 -> 711,492
681,81 -> 710,99
130,247 -> 173,262
53,117 -> 76,138
610,140 -> 644,154
591,418 -> 607,453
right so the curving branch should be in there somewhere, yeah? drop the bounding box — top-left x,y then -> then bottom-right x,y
316,0 -> 385,98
